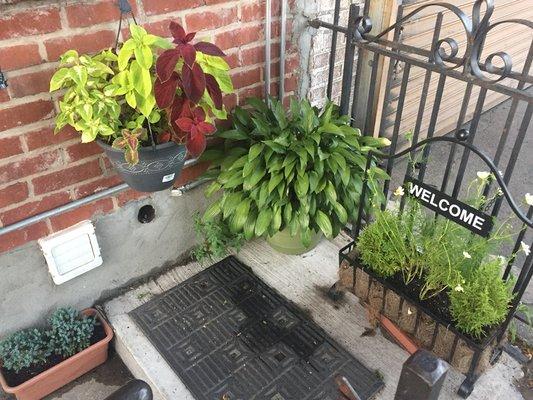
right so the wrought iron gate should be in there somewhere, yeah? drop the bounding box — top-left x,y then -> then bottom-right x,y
311,0 -> 532,397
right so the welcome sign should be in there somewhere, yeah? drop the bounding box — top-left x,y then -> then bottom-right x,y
404,177 -> 493,237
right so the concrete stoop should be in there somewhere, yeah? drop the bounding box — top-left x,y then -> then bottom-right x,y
104,235 -> 525,400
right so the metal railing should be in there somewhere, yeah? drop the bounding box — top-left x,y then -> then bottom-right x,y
311,0 -> 532,397
0,158 -> 199,237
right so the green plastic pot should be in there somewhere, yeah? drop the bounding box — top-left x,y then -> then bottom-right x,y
266,228 -> 322,255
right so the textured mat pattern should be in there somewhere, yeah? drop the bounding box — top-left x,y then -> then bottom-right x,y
130,256 -> 383,400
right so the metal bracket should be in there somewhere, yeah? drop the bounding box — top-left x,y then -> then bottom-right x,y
118,0 -> 133,13
0,69 -> 7,90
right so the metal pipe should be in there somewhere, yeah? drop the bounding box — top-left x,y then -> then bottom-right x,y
171,177 -> 211,197
339,4 -> 359,115
0,158 -> 198,237
265,0 -> 271,98
279,0 -> 287,101
327,0 -> 342,99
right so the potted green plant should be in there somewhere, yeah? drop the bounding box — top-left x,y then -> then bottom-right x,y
49,22 -> 233,192
200,97 -> 390,254
0,307 -> 113,400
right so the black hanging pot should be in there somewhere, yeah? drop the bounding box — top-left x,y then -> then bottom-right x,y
98,140 -> 187,192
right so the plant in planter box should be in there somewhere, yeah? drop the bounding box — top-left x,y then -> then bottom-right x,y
49,22 -> 233,192
200,97 -> 390,255
0,329 -> 51,374
356,176 -> 518,339
48,307 -> 96,357
0,307 -> 112,400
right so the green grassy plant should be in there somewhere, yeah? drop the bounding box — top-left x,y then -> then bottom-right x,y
357,176 -> 518,338
449,259 -> 514,338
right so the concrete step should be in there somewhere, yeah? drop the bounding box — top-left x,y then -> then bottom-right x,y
104,236 -> 525,400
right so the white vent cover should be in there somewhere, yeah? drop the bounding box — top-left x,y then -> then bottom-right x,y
38,220 -> 103,285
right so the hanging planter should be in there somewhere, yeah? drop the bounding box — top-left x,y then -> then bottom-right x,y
48,17 -> 234,192
98,140 -> 186,192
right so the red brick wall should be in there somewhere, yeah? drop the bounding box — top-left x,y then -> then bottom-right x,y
0,0 -> 298,253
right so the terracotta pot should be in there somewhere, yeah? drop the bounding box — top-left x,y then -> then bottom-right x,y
0,308 -> 113,400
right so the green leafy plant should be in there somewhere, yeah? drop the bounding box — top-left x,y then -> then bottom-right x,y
47,308 -> 96,358
201,97 -> 390,247
0,329 -> 51,373
50,22 -> 233,164
192,213 -> 245,263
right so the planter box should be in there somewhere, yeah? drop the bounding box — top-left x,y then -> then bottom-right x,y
0,308 -> 113,400
338,243 -> 503,397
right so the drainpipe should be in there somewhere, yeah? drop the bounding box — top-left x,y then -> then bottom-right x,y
279,0 -> 287,101
265,0 -> 272,98
0,158 -> 199,237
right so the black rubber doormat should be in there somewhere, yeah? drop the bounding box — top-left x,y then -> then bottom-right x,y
129,256 -> 383,400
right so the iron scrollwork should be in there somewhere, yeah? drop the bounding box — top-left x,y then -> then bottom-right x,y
354,0 -> 532,83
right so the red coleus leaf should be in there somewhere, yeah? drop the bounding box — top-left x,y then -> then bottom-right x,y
187,129 -> 207,157
197,121 -> 216,135
205,74 -> 223,109
175,106 -> 203,133
176,117 -> 194,132
169,21 -> 186,42
154,72 -> 180,109
194,42 -> 226,57
157,131 -> 171,144
170,96 -> 189,140
170,97 -> 186,126
156,48 -> 181,82
192,107 -> 206,121
180,43 -> 196,67
182,63 -> 206,103
184,32 -> 196,43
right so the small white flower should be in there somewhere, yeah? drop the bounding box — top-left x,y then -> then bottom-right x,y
521,241 -> 531,256
498,170 -> 504,178
394,186 -> 405,197
454,284 -> 464,292
463,251 -> 471,259
407,307 -> 413,315
496,188 -> 503,196
477,171 -> 491,181
525,193 -> 533,207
